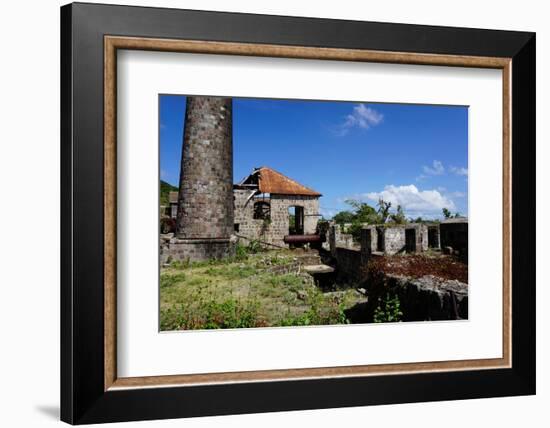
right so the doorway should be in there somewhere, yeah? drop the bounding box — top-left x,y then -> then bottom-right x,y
288,206 -> 304,235
405,228 -> 417,253
428,226 -> 439,248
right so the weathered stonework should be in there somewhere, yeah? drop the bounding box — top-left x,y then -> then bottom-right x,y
382,227 -> 406,255
366,274 -> 468,321
326,222 -> 359,255
362,224 -> 430,255
233,191 -> 320,247
335,247 -> 363,284
406,223 -> 429,253
427,224 -> 441,249
173,96 -> 235,261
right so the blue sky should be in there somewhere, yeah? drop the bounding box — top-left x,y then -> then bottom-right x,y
160,95 -> 468,220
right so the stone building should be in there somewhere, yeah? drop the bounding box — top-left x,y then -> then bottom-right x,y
233,167 -> 322,247
161,191 -> 178,219
330,222 -> 437,256
360,224 -> 428,255
440,217 -> 468,261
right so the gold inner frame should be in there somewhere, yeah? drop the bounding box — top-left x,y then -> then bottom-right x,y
104,35 -> 512,391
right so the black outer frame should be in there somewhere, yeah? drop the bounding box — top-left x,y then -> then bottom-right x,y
60,2 -> 535,424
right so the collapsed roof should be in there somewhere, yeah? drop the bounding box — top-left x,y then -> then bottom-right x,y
237,166 -> 322,197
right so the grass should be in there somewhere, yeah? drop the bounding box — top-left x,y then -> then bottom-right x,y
160,247 -> 363,331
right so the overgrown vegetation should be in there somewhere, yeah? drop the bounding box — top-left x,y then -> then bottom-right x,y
333,198 -> 408,242
373,293 -> 403,323
160,247 -> 363,331
442,207 -> 462,219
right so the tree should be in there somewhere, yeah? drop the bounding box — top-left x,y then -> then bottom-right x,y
331,199 -> 382,242
333,210 -> 355,225
389,205 -> 406,224
377,199 -> 392,223
344,199 -> 380,223
442,207 -> 452,219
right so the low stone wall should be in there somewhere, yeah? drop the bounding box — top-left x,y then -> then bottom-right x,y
335,247 -> 364,284
365,272 -> 468,321
335,224 -> 359,249
327,223 -> 360,255
160,234 -> 234,264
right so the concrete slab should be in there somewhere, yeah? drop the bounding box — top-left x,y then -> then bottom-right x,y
303,264 -> 335,274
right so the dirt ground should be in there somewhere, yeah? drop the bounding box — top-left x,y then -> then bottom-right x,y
369,252 -> 468,283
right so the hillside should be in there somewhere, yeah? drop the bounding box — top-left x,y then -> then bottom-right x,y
160,180 -> 178,206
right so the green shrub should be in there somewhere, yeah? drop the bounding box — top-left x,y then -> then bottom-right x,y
235,244 -> 249,261
160,298 -> 262,331
278,289 -> 349,326
267,273 -> 303,289
373,293 -> 403,323
247,239 -> 264,254
202,299 -> 260,329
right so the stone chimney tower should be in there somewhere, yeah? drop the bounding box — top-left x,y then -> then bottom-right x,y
173,96 -> 235,261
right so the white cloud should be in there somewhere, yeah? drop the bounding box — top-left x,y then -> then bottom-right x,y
363,184 -> 456,218
335,103 -> 383,136
422,160 -> 445,175
450,191 -> 466,198
450,165 -> 468,176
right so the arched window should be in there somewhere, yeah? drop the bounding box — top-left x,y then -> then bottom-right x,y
253,201 -> 271,220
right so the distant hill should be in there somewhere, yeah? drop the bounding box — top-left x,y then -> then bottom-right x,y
160,180 -> 178,206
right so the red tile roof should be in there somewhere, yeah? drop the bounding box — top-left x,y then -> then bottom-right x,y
256,167 -> 321,196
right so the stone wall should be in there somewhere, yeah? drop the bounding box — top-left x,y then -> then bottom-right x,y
160,235 -> 233,264
427,225 -> 441,249
271,194 -> 319,245
364,273 -> 468,321
328,227 -> 372,285
335,247 -> 363,284
360,224 -> 430,255
233,189 -> 269,244
383,226 -> 406,255
406,224 -> 429,253
325,223 -> 467,321
327,223 -> 359,254
440,220 -> 468,261
363,225 -> 379,253
233,190 -> 320,247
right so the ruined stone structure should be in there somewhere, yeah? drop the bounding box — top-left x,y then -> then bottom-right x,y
440,217 -> 468,261
332,223 -> 431,256
168,191 -> 178,219
169,96 -> 235,261
233,167 -> 321,247
427,224 -> 441,249
161,165 -> 321,260
326,223 -> 359,256
326,225 -> 468,320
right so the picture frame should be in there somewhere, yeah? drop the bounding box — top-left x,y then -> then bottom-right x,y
60,2 -> 535,424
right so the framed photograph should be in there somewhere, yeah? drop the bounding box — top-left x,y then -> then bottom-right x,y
61,2 -> 535,424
